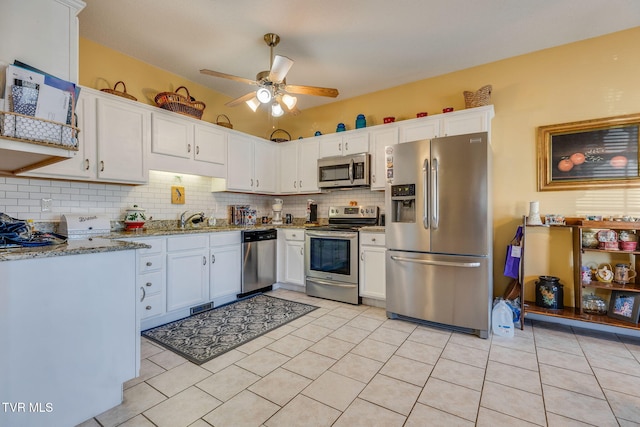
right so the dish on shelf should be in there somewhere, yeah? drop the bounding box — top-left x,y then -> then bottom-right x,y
596,264 -> 614,283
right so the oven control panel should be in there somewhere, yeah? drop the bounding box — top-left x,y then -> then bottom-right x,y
328,206 -> 379,219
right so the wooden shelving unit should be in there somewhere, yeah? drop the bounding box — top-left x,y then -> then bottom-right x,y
521,217 -> 640,333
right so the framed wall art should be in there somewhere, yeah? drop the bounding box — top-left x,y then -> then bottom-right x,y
537,113 -> 640,191
607,291 -> 640,324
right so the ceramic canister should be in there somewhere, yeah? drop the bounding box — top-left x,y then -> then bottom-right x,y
535,276 -> 564,309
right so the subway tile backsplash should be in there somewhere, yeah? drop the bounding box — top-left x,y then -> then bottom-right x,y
0,171 -> 384,224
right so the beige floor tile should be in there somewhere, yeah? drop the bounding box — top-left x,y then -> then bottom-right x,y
542,384 -> 618,427
448,331 -> 491,351
407,326 -> 451,348
308,336 -> 356,359
359,373 -> 421,415
350,337 -> 398,363
196,364 -> 261,402
534,332 -> 583,356
264,323 -> 296,340
346,315 -> 384,332
330,306 -> 363,319
604,388 -> 640,424
124,359 -> 165,389
117,414 -> 155,427
594,366 -> 640,398
618,419 -> 640,427
302,370 -> 366,411
359,306 -> 388,320
248,368 -> 312,406
406,402 -> 474,426
146,362 -> 212,397
188,419 -> 215,427
476,406 -> 540,426
234,348 -> 291,376
281,350 -> 336,380
290,323 -> 333,342
481,381 -> 546,425
418,377 -> 480,421
236,335 -> 276,355
536,347 -> 592,374
203,390 -> 280,427
367,325 -> 410,346
143,386 -> 221,427
491,334 -> 536,353
77,417 -> 103,427
140,339 -> 164,359
311,314 -> 350,330
333,398 -> 406,427
147,349 -> 187,370
395,339 -> 443,364
266,334 -> 314,357
380,355 -> 433,387
329,324 -> 372,344
286,314 -> 315,328
540,363 -> 604,399
95,382 -> 166,427
431,357 -> 485,391
200,348 -> 246,373
264,394 -> 340,427
585,349 -> 640,377
441,342 -> 489,369
381,318 -> 417,333
489,345 -> 538,372
546,412 -> 597,427
485,361 -> 542,395
306,307 -> 331,318
330,353 -> 383,383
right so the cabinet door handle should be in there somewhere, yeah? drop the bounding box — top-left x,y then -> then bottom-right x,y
256,179 -> 260,187
146,261 -> 152,266
300,247 -> 304,256
140,286 -> 146,302
294,180 -> 297,188
84,159 -> 90,170
203,256 -> 207,265
100,160 -> 105,172
250,178 -> 254,187
345,142 -> 349,151
196,145 -> 200,155
299,180 -> 302,188
372,174 -> 376,183
211,254 -> 216,264
361,251 -> 364,261
187,143 -> 191,153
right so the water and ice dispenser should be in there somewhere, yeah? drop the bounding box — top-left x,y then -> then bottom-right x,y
390,184 -> 416,223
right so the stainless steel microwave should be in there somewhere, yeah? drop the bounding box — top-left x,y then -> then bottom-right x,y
317,153 -> 371,189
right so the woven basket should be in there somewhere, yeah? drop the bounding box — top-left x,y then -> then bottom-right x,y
463,84 -> 492,108
154,86 -> 206,119
216,114 -> 233,129
270,129 -> 291,143
100,81 -> 137,101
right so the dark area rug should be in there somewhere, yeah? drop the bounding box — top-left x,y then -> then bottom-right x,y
141,294 -> 318,364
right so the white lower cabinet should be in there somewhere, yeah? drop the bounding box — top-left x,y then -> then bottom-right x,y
166,234 -> 209,312
209,231 -> 242,303
277,228 -> 306,287
359,232 -> 386,300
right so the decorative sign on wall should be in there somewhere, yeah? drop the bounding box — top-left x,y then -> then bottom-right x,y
171,186 -> 185,204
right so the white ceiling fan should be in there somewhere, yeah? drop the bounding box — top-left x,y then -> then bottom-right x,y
200,33 -> 339,117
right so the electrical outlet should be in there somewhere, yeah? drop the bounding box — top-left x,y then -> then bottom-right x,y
41,198 -> 52,212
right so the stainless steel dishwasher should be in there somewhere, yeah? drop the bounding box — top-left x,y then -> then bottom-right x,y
241,229 -> 277,296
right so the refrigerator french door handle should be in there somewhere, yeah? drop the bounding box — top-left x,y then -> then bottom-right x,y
422,158 -> 429,229
431,158 -> 439,229
349,158 -> 354,183
390,255 -> 480,268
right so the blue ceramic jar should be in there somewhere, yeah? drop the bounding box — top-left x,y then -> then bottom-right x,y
355,114 -> 366,129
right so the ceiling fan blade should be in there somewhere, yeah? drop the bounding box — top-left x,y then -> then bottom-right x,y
200,69 -> 256,86
285,84 -> 339,98
225,92 -> 257,107
268,55 -> 294,83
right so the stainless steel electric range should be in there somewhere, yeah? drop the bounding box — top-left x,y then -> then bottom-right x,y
304,206 -> 378,304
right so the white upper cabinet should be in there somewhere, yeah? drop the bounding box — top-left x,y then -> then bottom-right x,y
399,106 -> 494,143
194,125 -> 227,166
0,0 -> 85,83
318,130 -> 369,158
222,133 -> 277,194
398,117 -> 440,143
151,112 -> 192,159
278,139 -> 320,194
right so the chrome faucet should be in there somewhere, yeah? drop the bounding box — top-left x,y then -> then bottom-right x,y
180,211 -> 205,228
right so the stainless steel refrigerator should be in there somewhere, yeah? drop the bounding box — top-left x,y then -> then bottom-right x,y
385,132 -> 492,338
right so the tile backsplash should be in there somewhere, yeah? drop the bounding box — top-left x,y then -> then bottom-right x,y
0,170 -> 384,224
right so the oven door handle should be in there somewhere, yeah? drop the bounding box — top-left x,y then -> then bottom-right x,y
307,277 -> 358,288
390,256 -> 481,268
306,231 -> 357,239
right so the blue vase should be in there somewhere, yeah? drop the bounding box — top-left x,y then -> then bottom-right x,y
336,123 -> 346,132
355,114 -> 366,129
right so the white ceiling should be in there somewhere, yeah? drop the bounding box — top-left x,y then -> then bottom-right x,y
79,0 -> 640,112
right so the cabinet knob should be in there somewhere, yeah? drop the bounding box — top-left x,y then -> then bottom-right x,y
146,282 -> 152,287
146,305 -> 152,310
146,261 -> 153,266
372,238 -> 376,242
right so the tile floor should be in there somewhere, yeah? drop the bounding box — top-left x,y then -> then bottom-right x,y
79,288 -> 640,426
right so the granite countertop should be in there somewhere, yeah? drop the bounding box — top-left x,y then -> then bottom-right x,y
109,223 -> 318,238
0,238 -> 148,262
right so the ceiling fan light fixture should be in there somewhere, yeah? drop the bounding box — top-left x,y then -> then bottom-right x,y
256,87 -> 272,104
282,93 -> 297,110
271,102 -> 284,117
246,96 -> 260,112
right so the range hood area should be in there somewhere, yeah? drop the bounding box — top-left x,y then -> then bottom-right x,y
0,137 -> 75,175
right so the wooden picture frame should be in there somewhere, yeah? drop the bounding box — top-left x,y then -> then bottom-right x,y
607,291 -> 640,324
537,113 -> 640,191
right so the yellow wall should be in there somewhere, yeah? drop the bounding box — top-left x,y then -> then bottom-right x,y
79,27 -> 640,296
